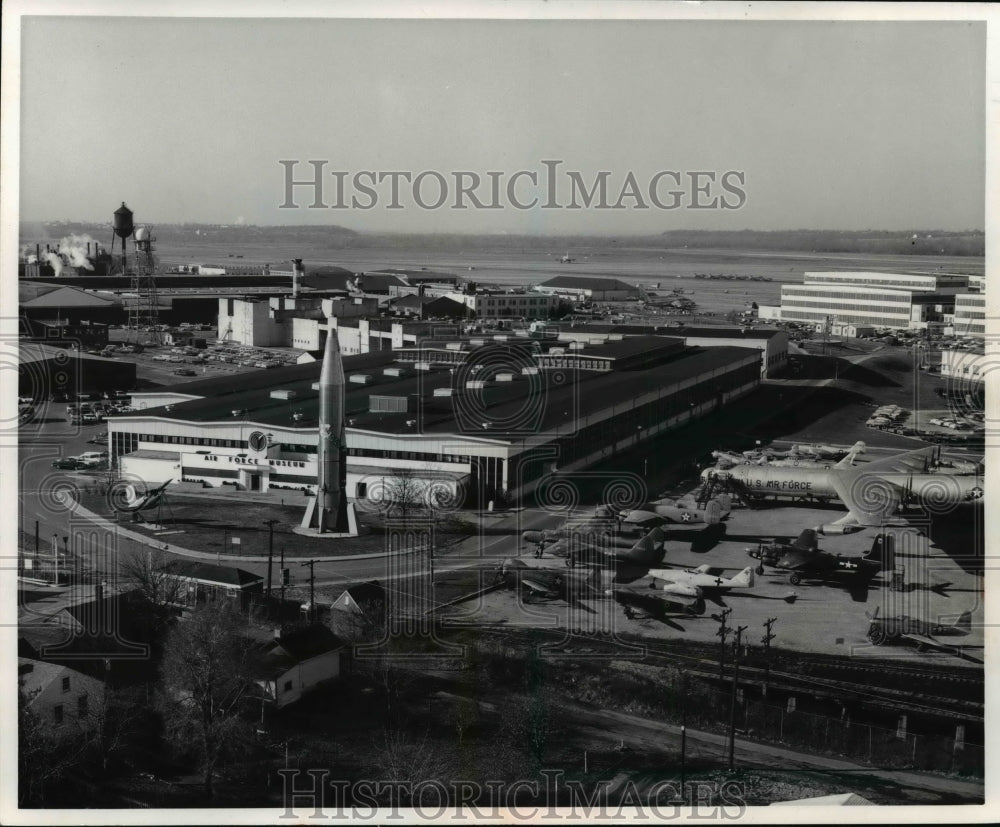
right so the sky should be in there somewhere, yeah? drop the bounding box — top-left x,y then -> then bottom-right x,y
17,15 -> 987,234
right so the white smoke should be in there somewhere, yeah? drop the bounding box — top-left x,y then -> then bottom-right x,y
20,244 -> 38,264
44,252 -> 63,277
56,234 -> 96,270
235,216 -> 247,226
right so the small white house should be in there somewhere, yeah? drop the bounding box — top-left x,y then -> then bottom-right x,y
254,626 -> 346,709
19,658 -> 105,732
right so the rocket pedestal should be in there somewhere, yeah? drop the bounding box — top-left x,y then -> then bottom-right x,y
298,330 -> 359,537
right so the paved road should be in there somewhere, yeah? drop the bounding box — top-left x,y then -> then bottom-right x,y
17,416 -> 564,602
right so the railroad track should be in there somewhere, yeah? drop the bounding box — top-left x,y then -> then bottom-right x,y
441,623 -> 983,721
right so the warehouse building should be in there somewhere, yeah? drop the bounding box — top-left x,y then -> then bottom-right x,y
19,342 -> 136,398
112,340 -> 760,507
546,323 -> 787,377
534,276 -> 642,302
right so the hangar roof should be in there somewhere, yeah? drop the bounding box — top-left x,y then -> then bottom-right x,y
120,346 -> 760,441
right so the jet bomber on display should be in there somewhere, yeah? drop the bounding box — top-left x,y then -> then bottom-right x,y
703,445 -> 984,534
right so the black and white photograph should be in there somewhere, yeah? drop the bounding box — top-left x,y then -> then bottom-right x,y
2,1 -> 995,823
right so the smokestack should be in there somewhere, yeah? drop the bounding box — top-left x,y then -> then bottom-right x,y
35,244 -> 40,261
291,258 -> 302,299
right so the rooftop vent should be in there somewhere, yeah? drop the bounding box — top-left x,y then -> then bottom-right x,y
433,387 -> 453,397
350,374 -> 373,385
231,409 -> 247,417
496,372 -> 515,382
383,367 -> 410,377
270,389 -> 297,400
370,395 -> 408,413
406,419 -> 417,427
292,411 -> 304,422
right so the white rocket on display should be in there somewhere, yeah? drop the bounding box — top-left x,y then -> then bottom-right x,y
302,329 -> 350,533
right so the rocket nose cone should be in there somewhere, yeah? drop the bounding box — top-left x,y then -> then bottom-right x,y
320,331 -> 344,383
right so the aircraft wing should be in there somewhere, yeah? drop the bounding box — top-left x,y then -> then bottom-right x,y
521,578 -> 554,595
830,468 -> 903,527
852,446 -> 937,474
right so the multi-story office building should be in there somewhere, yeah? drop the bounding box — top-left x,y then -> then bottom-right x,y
952,293 -> 986,337
777,272 -> 965,332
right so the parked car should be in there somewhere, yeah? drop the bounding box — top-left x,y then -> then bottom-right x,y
51,458 -> 84,470
174,368 -> 197,377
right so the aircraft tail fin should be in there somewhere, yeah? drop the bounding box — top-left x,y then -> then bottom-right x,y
731,566 -> 754,588
792,528 -> 819,551
865,533 -> 895,570
624,526 -> 665,563
702,499 -> 722,525
835,442 -> 865,468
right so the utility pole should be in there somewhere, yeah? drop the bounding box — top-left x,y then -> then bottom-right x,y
761,617 -> 777,698
679,671 -> 688,796
262,519 -> 278,599
728,625 -> 748,771
716,608 -> 732,683
279,545 -> 286,606
300,559 -> 317,622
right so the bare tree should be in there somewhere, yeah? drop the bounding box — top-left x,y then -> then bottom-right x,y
118,547 -> 185,609
85,684 -> 145,774
383,470 -> 424,523
18,684 -> 88,806
157,600 -> 255,798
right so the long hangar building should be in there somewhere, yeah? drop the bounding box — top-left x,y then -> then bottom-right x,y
110,335 -> 761,505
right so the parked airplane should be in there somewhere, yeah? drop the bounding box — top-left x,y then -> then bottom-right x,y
521,525 -> 666,567
771,532 -> 893,587
111,479 -> 172,514
619,494 -> 731,527
747,528 -> 820,573
641,565 -> 755,600
703,446 -> 983,534
494,558 -> 598,602
791,442 -> 867,460
865,606 -> 980,661
609,587 -> 707,625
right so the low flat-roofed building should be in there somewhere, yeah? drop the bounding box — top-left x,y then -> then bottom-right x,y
20,342 -> 136,397
534,276 -> 642,301
163,560 -> 264,611
549,323 -> 787,377
109,341 -> 761,505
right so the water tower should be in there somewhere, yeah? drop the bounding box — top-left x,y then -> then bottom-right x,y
111,202 -> 134,275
